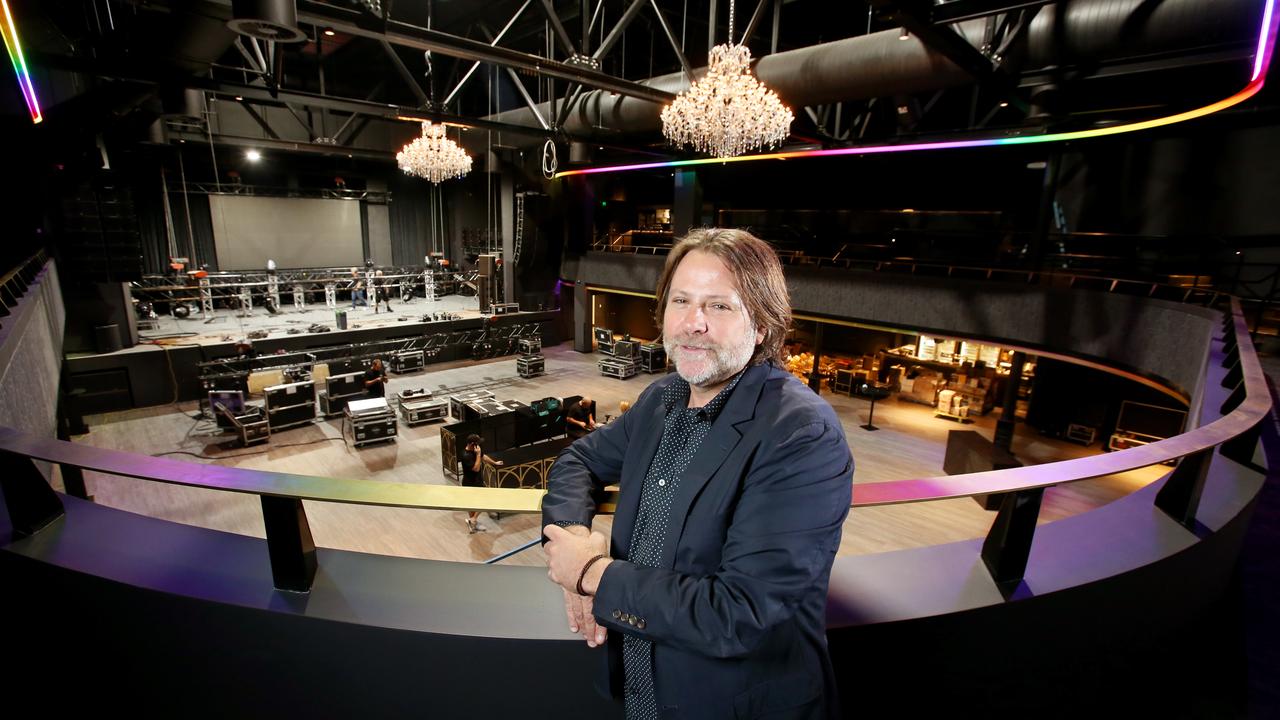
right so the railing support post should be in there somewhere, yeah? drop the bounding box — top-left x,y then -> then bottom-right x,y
1154,449 -> 1212,528
0,455 -> 65,537
260,495 -> 317,593
1220,420 -> 1265,471
981,487 -> 1044,591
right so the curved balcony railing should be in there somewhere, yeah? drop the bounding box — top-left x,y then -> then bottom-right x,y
0,255 -> 1268,593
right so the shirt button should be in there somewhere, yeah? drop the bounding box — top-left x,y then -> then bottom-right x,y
658,479 -> 666,487
636,618 -> 647,630
628,615 -> 637,626
612,609 -> 622,619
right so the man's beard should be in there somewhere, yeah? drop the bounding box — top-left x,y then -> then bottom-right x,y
664,326 -> 758,389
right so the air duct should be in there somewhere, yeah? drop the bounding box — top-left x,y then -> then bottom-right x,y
485,0 -> 1258,140
227,0 -> 306,43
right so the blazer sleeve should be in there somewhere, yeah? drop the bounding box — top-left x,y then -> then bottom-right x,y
541,382 -> 659,528
591,417 -> 853,659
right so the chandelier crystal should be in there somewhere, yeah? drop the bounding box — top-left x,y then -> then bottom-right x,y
660,11 -> 793,158
397,121 -> 472,183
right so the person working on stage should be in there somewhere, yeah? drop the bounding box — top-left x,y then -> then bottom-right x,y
373,270 -> 393,313
363,358 -> 386,398
541,228 -> 854,719
461,434 -> 486,534
349,268 -> 367,308
565,396 -> 596,439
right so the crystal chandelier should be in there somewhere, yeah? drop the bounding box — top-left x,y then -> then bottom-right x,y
397,121 -> 472,183
660,1 -> 793,158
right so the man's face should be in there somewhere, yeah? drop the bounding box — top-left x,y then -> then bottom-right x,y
662,250 -> 763,388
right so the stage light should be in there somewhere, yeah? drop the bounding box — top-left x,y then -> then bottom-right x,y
246,149 -> 262,161
323,27 -> 336,37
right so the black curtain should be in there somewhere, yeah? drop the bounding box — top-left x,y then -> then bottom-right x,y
388,172 -> 435,265
167,190 -> 217,271
133,165 -> 167,275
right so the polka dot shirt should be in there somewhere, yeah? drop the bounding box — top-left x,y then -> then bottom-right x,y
622,371 -> 745,720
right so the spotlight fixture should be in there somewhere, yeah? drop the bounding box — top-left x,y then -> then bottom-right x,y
899,28 -> 910,41
999,101 -> 1010,108
323,27 -> 336,37
246,149 -> 262,161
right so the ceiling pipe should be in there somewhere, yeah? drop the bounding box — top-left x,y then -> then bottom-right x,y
484,0 -> 1259,140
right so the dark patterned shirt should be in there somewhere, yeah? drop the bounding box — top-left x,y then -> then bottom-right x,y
623,371 -> 745,720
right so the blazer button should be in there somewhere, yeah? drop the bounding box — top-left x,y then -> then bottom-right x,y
612,609 -> 622,620
636,618 -> 647,630
627,615 -> 637,626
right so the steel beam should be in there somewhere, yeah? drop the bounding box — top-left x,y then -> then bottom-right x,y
650,0 -> 694,83
442,0 -> 531,107
867,0 -> 996,79
296,4 -> 673,104
381,40 -> 432,107
238,101 -> 281,140
538,0 -> 578,56
479,24 -> 550,130
592,0 -> 648,62
740,0 -> 772,46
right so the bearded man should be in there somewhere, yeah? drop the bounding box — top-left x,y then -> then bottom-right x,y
542,228 -> 854,720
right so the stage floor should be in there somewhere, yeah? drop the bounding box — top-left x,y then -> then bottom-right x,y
133,293 -> 484,349
66,344 -> 1168,567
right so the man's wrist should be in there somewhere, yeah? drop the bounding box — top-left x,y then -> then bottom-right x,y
582,556 -> 613,596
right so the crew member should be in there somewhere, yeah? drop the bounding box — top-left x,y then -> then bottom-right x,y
542,228 -> 854,719
462,434 -> 486,534
363,358 -> 386,398
349,268 -> 367,308
565,396 -> 596,439
373,270 -> 393,313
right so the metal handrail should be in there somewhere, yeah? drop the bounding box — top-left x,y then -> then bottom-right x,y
0,257 -> 1268,589
0,302 -> 1261,513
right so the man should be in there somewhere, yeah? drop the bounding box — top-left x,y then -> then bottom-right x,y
363,358 -> 386,398
542,229 -> 854,719
461,434 -> 486,533
373,270 -> 393,313
349,268 -> 367,308
565,396 -> 597,439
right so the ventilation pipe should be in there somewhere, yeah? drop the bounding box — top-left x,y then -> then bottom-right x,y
485,0 -> 1259,140
227,0 -> 306,43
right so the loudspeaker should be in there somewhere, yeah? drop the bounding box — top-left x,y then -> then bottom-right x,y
93,324 -> 122,354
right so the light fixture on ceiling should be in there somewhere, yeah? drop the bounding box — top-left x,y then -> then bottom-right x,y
396,120 -> 472,183
899,28 -> 910,41
322,27 -> 336,37
660,0 -> 793,158
246,149 -> 262,161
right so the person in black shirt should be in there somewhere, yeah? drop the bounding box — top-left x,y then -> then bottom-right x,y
373,270 -> 393,313
462,434 -> 486,533
363,358 -> 387,397
566,397 -> 596,439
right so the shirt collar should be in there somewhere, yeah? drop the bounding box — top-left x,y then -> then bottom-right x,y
662,367 -> 749,422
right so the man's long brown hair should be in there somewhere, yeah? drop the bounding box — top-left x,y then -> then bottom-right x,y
653,228 -> 790,366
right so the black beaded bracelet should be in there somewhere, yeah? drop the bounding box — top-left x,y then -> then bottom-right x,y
576,553 -> 609,596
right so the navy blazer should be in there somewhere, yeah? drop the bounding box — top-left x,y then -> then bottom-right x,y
543,362 -> 854,720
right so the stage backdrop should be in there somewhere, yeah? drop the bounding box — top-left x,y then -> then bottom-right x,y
209,195 -> 363,270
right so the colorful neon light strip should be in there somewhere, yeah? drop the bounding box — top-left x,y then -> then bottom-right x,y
0,0 -> 41,124
556,0 -> 1278,179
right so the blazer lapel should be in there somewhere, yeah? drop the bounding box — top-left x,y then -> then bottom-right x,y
611,384 -> 669,559
658,363 -> 771,569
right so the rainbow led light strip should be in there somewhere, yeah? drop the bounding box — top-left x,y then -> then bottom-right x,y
556,0 -> 1278,178
0,0 -> 41,123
